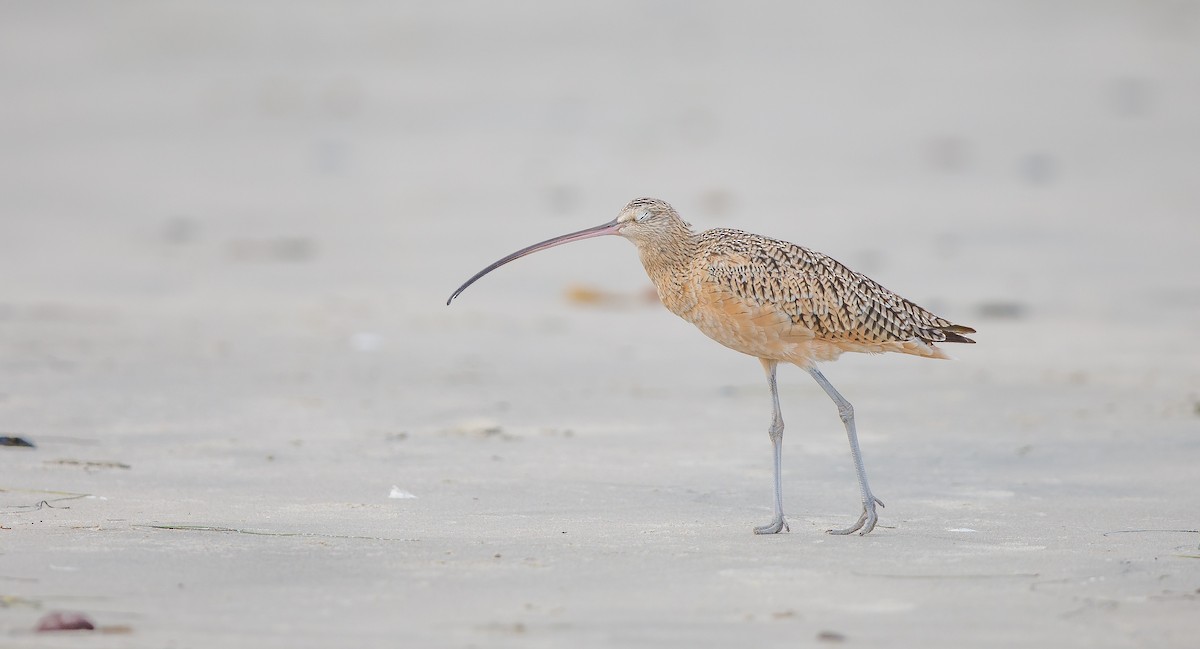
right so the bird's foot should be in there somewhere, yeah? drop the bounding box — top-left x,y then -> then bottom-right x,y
753,514 -> 790,535
827,496 -> 885,536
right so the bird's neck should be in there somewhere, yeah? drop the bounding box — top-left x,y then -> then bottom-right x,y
634,227 -> 696,270
635,233 -> 699,315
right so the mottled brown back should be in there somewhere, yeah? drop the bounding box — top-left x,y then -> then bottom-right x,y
698,228 -> 975,347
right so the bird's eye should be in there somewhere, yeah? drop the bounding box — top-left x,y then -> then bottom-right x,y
635,211 -> 651,222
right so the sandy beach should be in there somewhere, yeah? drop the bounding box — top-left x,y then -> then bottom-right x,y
2,3 -> 1198,647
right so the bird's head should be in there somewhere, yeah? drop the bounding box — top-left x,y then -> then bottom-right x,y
447,197 -> 692,304
613,197 -> 692,247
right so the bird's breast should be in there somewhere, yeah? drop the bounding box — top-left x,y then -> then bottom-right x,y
682,286 -> 817,360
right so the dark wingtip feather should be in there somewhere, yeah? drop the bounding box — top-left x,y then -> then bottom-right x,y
941,330 -> 976,344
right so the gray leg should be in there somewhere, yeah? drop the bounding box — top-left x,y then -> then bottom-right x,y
753,359 -> 789,535
807,367 -> 885,535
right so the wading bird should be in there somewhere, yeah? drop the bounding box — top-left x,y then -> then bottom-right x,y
447,198 -> 974,535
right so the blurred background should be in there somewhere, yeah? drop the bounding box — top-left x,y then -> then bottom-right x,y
4,2 -> 1197,294
1,0 -> 1198,448
2,2 -> 1197,425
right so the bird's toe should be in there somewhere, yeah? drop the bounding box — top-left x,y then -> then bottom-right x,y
753,516 -> 789,535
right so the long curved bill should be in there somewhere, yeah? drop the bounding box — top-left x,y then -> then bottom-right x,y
446,219 -> 622,305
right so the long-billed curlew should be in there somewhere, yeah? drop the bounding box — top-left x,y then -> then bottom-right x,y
447,198 -> 974,535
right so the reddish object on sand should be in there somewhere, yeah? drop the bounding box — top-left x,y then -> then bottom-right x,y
36,611 -> 96,632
